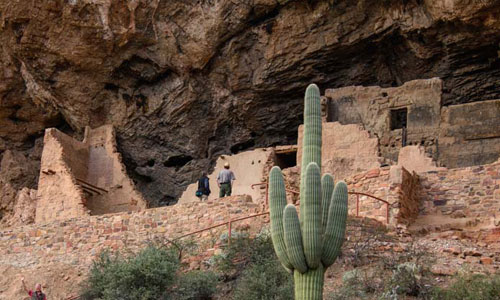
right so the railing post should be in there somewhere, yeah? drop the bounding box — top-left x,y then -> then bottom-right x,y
228,221 -> 232,246
265,183 -> 269,209
356,194 -> 359,217
386,203 -> 389,224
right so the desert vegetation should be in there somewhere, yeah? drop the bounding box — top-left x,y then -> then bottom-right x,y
79,231 -> 500,300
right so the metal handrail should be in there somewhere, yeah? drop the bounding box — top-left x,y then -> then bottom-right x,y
251,182 -> 390,224
173,211 -> 270,245
349,192 -> 390,224
251,182 -> 300,207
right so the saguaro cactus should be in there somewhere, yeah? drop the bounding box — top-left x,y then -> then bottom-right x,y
269,84 -> 348,300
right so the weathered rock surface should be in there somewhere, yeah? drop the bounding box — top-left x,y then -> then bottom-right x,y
1,0 -> 500,206
0,149 -> 40,224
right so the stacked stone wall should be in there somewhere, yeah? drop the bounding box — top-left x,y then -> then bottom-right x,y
396,168 -> 421,225
419,160 -> 500,226
345,167 -> 396,224
344,160 -> 500,228
0,195 -> 263,270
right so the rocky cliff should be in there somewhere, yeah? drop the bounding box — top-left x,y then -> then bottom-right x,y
0,0 -> 499,210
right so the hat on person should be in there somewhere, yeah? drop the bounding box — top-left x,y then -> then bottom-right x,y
224,162 -> 230,168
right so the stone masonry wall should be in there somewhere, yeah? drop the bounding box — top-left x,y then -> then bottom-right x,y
345,167 -> 395,224
343,160 -> 500,229
0,195 -> 264,299
396,167 -> 421,225
419,160 -> 500,228
344,166 -> 421,225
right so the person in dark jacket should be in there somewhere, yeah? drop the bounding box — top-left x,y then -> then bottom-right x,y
22,277 -> 47,300
196,172 -> 211,201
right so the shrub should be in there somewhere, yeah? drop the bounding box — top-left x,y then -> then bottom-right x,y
169,270 -> 219,300
327,268 -> 380,300
432,273 -> 500,300
213,231 -> 294,300
232,258 -> 294,300
389,262 -> 422,296
80,245 -> 180,300
214,230 -> 278,274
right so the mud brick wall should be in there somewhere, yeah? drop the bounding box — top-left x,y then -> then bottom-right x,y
419,160 -> 500,225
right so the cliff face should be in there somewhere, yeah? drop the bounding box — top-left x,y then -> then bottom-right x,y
0,0 -> 499,206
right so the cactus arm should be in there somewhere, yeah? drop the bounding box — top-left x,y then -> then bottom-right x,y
321,174 -> 334,234
269,166 -> 293,270
283,204 -> 308,273
321,181 -> 348,267
302,162 -> 322,269
300,84 -> 322,222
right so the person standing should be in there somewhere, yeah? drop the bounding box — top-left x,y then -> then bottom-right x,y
21,277 -> 47,300
196,172 -> 211,201
217,162 -> 235,197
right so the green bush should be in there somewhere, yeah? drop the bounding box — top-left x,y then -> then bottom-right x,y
327,268 -> 380,300
80,244 -> 221,300
169,271 -> 219,300
81,245 -> 180,300
232,258 -> 294,300
432,273 -> 500,300
388,262 -> 422,297
213,231 -> 276,273
213,231 -> 294,300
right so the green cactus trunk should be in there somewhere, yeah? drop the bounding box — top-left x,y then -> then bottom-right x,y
300,84 -> 322,222
294,264 -> 324,300
268,83 -> 348,300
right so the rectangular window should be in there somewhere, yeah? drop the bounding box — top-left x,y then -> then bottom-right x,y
390,108 -> 408,130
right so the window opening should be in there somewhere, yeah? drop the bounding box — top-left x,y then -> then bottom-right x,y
274,149 -> 297,169
390,108 -> 408,130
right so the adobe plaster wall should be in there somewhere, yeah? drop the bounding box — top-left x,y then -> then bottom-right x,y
35,125 -> 146,223
178,148 -> 273,203
439,99 -> 500,168
397,145 -> 443,174
83,125 -> 146,215
35,129 -> 89,223
325,78 -> 442,163
297,122 -> 381,181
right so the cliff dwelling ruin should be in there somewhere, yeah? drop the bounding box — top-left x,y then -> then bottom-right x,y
35,125 -> 147,223
0,77 -> 499,299
323,78 -> 500,168
1,77 -> 497,229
